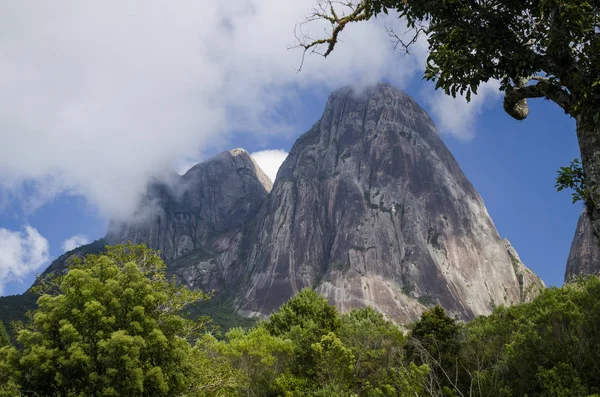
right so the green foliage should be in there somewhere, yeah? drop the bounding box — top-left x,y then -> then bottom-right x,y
389,362 -> 431,397
556,158 -> 592,205
198,326 -> 293,395
264,288 -> 340,337
339,307 -> 408,394
0,292 -> 37,341
0,320 -> 9,347
458,276 -> 600,396
263,288 -> 342,390
406,305 -> 462,394
185,297 -> 257,336
311,332 -> 355,387
0,346 -> 20,397
266,302 -> 430,396
4,244 -> 600,396
408,306 -> 460,365
0,244 -> 212,396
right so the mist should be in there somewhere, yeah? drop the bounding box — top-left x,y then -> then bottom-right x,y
0,1 -> 497,220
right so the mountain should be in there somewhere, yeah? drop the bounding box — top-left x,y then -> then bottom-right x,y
565,208 -> 600,282
17,84 -> 544,324
37,238 -> 107,280
238,85 -> 543,322
105,148 -> 272,292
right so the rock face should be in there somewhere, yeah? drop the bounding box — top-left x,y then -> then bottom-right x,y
34,84 -> 543,324
503,239 -> 545,302
238,84 -> 542,323
105,148 -> 272,291
565,209 -> 600,282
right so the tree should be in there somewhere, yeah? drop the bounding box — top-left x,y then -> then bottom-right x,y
0,320 -> 9,347
0,244 -> 211,397
311,331 -> 356,388
198,326 -> 293,395
407,306 -> 461,394
298,0 -> 600,240
263,288 -> 342,392
263,288 -> 341,337
339,307 -> 407,394
456,276 -> 600,396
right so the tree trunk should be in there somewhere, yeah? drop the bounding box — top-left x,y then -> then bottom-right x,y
576,112 -> 600,244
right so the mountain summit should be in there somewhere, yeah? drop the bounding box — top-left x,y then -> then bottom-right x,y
36,84 -> 544,323
238,84 -> 543,322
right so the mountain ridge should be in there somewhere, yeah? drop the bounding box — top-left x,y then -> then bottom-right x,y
236,84 -> 543,322
14,83 -> 544,324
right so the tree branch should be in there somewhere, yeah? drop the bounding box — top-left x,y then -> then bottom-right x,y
293,0 -> 370,61
503,77 -> 572,120
386,23 -> 426,54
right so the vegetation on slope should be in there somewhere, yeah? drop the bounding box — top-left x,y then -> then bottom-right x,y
1,244 -> 599,396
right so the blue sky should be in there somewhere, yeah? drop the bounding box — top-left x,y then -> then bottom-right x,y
0,1 -> 583,295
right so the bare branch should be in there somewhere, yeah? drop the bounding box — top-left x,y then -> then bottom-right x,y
409,338 -> 467,397
293,0 -> 370,66
386,23 -> 426,55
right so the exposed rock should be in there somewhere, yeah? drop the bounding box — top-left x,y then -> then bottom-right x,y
565,208 -> 600,282
105,148 -> 272,291
238,84 -> 542,323
26,84 -> 544,325
503,239 -> 545,301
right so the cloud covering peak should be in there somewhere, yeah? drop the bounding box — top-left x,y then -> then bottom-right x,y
1,1 -> 430,218
0,1 -> 497,218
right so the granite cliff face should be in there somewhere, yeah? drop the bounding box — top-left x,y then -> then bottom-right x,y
238,85 -> 543,322
35,84 -> 543,324
503,238 -> 545,302
105,148 -> 272,291
565,209 -> 600,282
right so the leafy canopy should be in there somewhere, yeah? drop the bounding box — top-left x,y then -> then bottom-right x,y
301,0 -> 599,118
3,243 -> 600,396
0,244 -> 209,397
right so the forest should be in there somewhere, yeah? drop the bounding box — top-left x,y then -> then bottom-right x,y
1,244 -> 599,396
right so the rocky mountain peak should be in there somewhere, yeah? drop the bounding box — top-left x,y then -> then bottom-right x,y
238,84 -> 543,322
33,84 -> 544,325
565,209 -> 600,282
184,148 -> 272,190
311,84 -> 440,153
105,148 -> 271,264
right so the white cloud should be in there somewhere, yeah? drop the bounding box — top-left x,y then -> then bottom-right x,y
0,1 -> 430,219
176,158 -> 203,176
0,1 -> 489,219
251,149 -> 289,183
423,79 -> 502,140
61,234 -> 89,253
0,226 -> 49,295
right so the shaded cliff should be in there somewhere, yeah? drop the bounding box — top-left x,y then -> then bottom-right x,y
565,209 -> 600,282
238,84 -> 543,322
105,148 -> 272,292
